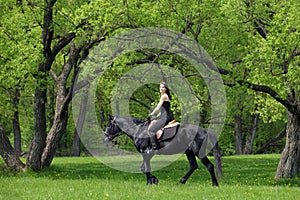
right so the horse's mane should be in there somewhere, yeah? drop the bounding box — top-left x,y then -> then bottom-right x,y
114,116 -> 149,137
115,116 -> 147,125
131,117 -> 147,124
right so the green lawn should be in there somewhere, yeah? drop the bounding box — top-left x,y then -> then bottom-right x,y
0,154 -> 299,200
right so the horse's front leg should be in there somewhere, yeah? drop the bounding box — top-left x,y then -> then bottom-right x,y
146,172 -> 159,185
141,153 -> 158,185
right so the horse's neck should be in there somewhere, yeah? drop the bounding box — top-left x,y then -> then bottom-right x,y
116,116 -> 148,139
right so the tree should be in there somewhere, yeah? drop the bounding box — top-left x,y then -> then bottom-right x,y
26,0 -> 111,170
210,0 -> 300,178
243,1 -> 300,179
0,0 -> 138,170
26,0 -> 133,170
26,0 -> 71,171
244,113 -> 259,154
0,0 -> 40,159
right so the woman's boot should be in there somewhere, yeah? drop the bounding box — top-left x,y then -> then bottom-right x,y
150,134 -> 160,150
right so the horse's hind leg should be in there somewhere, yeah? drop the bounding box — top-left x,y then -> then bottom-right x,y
200,156 -> 218,186
179,149 -> 198,184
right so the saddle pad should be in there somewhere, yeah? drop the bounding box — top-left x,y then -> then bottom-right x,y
157,125 -> 179,141
164,122 -> 179,129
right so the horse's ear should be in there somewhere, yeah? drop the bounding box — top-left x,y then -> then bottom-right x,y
108,114 -> 114,120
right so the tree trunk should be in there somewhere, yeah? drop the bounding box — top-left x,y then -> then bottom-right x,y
71,129 -> 81,156
0,125 -> 25,171
26,86 -> 47,171
48,84 -> 55,128
12,89 -> 22,156
275,110 -> 300,178
41,109 -> 68,168
298,154 -> 300,173
244,114 -> 259,154
41,81 -> 69,168
234,115 -> 243,154
71,89 -> 89,156
26,0 -> 56,171
25,0 -> 82,170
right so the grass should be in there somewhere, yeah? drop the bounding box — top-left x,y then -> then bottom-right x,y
0,154 -> 299,200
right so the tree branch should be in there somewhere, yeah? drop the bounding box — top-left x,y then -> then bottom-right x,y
237,80 -> 294,112
62,35 -> 106,114
129,97 -> 151,109
255,127 -> 286,154
51,32 -> 76,58
42,0 -> 57,60
49,69 -> 58,83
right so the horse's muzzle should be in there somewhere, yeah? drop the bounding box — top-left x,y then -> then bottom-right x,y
103,132 -> 112,142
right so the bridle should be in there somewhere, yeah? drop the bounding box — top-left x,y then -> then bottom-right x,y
104,116 -> 123,140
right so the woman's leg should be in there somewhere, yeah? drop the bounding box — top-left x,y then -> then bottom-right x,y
147,120 -> 157,136
148,119 -> 165,150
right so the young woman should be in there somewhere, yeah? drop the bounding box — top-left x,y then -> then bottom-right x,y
148,81 -> 174,150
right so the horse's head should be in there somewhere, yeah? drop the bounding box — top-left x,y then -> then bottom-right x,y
103,115 -> 122,142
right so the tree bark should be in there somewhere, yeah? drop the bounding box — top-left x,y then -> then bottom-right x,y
12,88 -> 22,156
234,114 -> 243,154
26,84 -> 47,171
71,89 -> 89,156
298,154 -> 300,173
41,103 -> 68,168
0,125 -> 25,171
40,63 -> 70,167
48,84 -> 55,128
71,129 -> 81,156
275,110 -> 300,178
244,114 -> 259,154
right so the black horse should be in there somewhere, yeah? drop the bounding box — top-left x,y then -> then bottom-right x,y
103,115 -> 222,186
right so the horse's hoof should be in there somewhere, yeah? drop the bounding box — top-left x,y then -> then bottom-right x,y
146,177 -> 159,185
179,179 -> 187,184
212,181 -> 219,186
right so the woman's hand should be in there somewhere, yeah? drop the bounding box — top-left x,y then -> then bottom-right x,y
147,114 -> 153,121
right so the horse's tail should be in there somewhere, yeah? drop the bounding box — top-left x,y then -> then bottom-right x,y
207,130 -> 222,178
213,141 -> 223,178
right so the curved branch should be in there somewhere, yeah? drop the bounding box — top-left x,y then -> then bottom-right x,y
51,32 -> 76,58
237,80 -> 294,112
255,127 -> 286,154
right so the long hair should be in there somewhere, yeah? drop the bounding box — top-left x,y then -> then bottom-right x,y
160,81 -> 172,100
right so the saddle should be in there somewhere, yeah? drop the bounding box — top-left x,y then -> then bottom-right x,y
156,120 -> 179,142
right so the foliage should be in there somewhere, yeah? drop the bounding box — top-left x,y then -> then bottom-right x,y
0,1 -> 42,152
0,0 -> 299,167
0,155 -> 299,199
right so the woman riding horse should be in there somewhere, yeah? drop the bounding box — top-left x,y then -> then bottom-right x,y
148,81 -> 174,150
